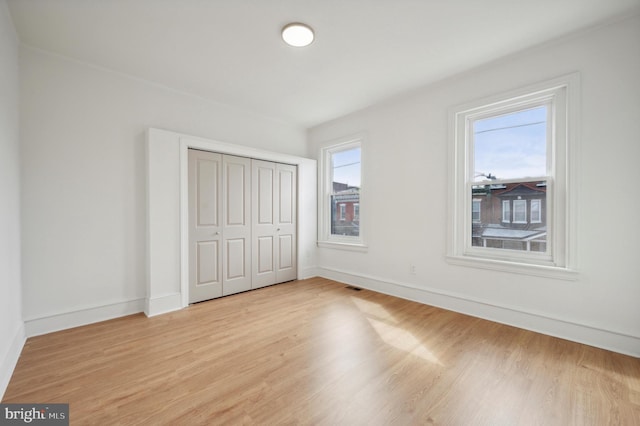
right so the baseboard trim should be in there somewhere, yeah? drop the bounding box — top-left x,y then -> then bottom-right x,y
317,267 -> 640,358
145,292 -> 182,317
0,323 -> 26,400
24,298 -> 145,338
298,266 -> 319,280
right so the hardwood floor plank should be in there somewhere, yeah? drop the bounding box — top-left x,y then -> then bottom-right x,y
3,277 -> 639,425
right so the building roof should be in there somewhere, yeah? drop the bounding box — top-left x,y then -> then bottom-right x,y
482,227 -> 546,240
497,182 -> 546,197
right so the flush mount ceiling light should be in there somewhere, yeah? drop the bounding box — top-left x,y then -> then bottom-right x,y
281,22 -> 314,47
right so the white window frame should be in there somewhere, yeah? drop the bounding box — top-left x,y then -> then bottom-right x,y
447,74 -> 579,279
339,203 -> 346,220
531,199 -> 542,223
354,203 -> 360,220
502,200 -> 511,223
512,199 -> 527,224
318,135 -> 367,251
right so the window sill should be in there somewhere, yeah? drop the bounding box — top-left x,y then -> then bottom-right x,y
317,241 -> 368,252
446,255 -> 578,281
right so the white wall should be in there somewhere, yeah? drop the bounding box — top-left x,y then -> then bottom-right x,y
19,46 -> 308,335
0,0 -> 24,398
309,15 -> 640,356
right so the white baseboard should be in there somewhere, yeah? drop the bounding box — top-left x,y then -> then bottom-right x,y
317,267 -> 640,358
145,292 -> 182,317
298,266 -> 319,280
0,323 -> 26,400
24,298 -> 146,338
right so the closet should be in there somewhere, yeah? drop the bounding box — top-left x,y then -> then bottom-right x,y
188,149 -> 297,303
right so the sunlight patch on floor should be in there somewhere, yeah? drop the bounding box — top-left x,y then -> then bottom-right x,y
351,296 -> 442,365
350,297 -> 398,323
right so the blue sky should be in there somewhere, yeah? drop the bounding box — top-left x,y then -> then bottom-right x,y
473,106 -> 547,181
332,147 -> 361,187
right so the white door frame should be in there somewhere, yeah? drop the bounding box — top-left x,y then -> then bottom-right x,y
146,128 -> 317,316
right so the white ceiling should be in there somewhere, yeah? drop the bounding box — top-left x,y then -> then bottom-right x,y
7,0 -> 640,127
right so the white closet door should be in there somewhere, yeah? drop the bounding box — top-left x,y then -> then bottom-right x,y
276,163 -> 297,282
252,160 -> 277,288
188,150 -> 223,303
252,160 -> 297,288
222,154 -> 252,296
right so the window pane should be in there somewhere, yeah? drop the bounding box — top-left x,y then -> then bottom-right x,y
502,200 -> 510,223
513,200 -> 527,223
472,199 -> 481,222
332,148 -> 361,187
473,106 -> 547,181
331,147 -> 360,237
531,199 -> 541,223
471,180 -> 547,252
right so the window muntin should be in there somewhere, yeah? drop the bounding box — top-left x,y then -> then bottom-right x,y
449,74 -> 577,273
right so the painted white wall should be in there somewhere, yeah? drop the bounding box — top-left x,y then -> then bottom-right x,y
309,15 -> 640,356
19,46 -> 307,335
0,0 -> 24,399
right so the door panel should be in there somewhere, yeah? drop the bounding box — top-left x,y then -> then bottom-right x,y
226,162 -> 247,226
197,241 -> 219,283
189,150 -> 223,303
252,160 -> 277,288
279,168 -> 294,224
226,238 -> 246,279
275,163 -> 297,283
222,155 -> 251,296
258,167 -> 274,224
278,234 -> 293,270
257,236 -> 274,274
197,159 -> 219,226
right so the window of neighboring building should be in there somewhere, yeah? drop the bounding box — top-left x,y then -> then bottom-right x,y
472,199 -> 481,223
513,199 -> 527,224
318,136 -> 365,250
531,199 -> 542,223
502,200 -> 511,223
448,74 -> 578,277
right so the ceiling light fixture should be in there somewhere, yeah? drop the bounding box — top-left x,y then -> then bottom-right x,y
281,23 -> 314,47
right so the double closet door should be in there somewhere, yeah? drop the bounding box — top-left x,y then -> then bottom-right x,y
188,149 -> 296,303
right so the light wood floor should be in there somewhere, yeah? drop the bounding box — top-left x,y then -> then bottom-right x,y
3,278 -> 639,425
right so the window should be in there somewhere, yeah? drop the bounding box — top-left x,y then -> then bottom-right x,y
318,136 -> 365,250
502,200 -> 510,223
513,199 -> 527,224
531,199 -> 542,223
448,74 -> 578,276
472,199 -> 481,223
